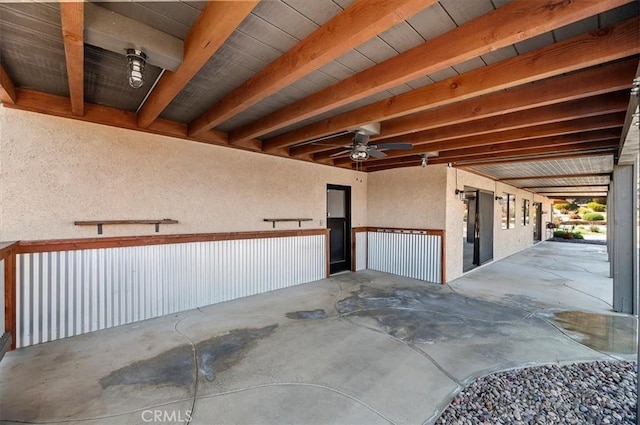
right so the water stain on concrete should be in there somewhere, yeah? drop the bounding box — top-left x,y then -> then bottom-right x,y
336,285 -> 523,344
197,325 -> 277,382
100,325 -> 277,389
285,309 -> 327,320
338,285 -> 523,321
100,343 -> 194,389
551,311 -> 636,354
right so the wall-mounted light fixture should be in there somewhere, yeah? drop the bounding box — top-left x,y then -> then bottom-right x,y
495,195 -> 505,205
455,189 -> 466,201
126,49 -> 147,89
421,154 -> 428,168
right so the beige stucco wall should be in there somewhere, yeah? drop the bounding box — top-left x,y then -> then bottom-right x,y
445,167 -> 553,282
367,165 -> 447,229
0,108 -> 367,240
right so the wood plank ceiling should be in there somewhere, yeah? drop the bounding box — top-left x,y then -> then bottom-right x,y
0,0 -> 638,200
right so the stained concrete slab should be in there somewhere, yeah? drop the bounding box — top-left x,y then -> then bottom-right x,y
0,241 -> 635,424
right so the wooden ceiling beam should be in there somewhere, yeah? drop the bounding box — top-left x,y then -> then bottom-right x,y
0,64 -> 16,104
523,185 -> 609,189
436,137 -> 620,160
364,144 -> 618,172
376,59 -> 638,141
437,150 -> 617,167
189,0 -> 435,138
264,16 -> 639,150
5,89 -> 238,148
60,1 -> 84,117
237,0 -> 632,147
137,1 -> 259,129
358,132 -> 619,169
308,91 -> 628,160
534,192 -> 608,195
498,173 -> 612,181
295,79 -> 632,157
333,114 -> 624,165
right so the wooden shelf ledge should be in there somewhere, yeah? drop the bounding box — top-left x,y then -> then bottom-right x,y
74,219 -> 179,234
263,218 -> 313,228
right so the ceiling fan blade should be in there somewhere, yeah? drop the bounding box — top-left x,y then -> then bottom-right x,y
374,143 -> 413,150
329,150 -> 352,158
368,149 -> 387,159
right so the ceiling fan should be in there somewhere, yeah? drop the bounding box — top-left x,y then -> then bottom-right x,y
330,130 -> 413,161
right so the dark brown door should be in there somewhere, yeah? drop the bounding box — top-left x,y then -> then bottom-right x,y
327,185 -> 351,274
533,202 -> 543,242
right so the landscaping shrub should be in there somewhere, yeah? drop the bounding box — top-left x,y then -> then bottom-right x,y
567,202 -> 579,211
587,202 -> 606,212
555,203 -> 570,211
578,207 -> 593,215
554,229 -> 584,240
569,213 -> 581,219
583,212 -> 605,221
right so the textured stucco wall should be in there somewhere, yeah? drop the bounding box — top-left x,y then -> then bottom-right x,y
367,165 -> 447,229
445,167 -> 552,282
0,108 -> 367,240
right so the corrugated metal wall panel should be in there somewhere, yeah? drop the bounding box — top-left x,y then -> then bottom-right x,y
367,231 -> 441,284
355,232 -> 367,271
16,235 -> 325,348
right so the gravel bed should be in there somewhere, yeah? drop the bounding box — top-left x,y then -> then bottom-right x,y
436,361 -> 636,424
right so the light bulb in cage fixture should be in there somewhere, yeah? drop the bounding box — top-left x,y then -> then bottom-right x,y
126,49 -> 147,89
350,150 -> 369,161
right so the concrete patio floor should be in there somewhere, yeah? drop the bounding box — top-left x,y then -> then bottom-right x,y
0,242 -> 636,425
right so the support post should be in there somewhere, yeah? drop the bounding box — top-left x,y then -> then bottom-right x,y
612,160 -> 638,314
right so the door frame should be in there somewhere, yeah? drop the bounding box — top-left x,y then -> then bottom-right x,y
327,184 -> 352,273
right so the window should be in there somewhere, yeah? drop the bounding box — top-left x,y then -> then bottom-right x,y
522,199 -> 530,226
501,193 -> 516,230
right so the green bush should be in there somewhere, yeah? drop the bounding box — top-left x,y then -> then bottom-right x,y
567,202 -> 579,211
554,230 -> 584,239
555,203 -> 570,211
583,212 -> 605,221
578,207 -> 593,215
587,202 -> 606,212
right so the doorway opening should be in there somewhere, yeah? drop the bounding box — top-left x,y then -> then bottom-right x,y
462,186 -> 494,272
327,184 -> 351,274
533,202 -> 543,242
